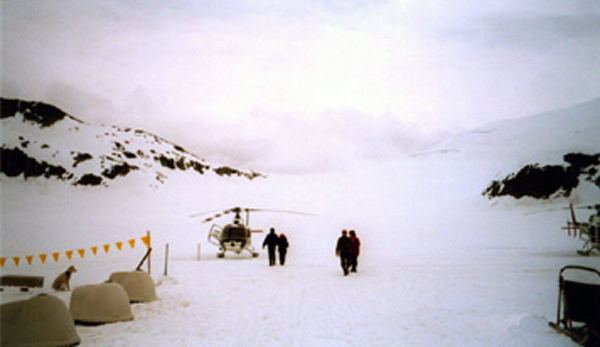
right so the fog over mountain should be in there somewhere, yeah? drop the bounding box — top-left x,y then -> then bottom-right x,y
1,98 -> 264,188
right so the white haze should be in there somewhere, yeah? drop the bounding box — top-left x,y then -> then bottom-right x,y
2,0 -> 600,173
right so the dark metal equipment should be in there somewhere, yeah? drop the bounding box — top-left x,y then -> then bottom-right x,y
562,204 -> 600,256
548,265 -> 600,346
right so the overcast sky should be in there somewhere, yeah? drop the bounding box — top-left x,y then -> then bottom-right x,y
2,0 -> 600,173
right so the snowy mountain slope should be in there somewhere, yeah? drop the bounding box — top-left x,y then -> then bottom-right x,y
437,97 -> 600,166
2,97 -> 600,346
1,98 -> 264,187
415,97 -> 600,201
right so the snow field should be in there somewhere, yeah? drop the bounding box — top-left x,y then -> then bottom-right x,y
2,101 -> 600,346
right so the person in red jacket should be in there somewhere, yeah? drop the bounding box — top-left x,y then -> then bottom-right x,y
348,230 -> 361,273
278,233 -> 289,266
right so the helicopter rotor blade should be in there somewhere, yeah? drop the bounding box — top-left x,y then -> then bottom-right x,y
201,213 -> 224,223
577,204 -> 599,210
191,208 -> 236,223
570,203 -> 579,226
192,206 -> 314,223
189,209 -> 224,218
242,208 -> 314,216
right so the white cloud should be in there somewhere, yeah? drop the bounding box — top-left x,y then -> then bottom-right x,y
2,0 -> 599,173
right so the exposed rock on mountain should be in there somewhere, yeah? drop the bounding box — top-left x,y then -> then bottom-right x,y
483,152 -> 600,199
1,98 -> 264,187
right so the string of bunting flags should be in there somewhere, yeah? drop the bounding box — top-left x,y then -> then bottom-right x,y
0,233 -> 151,268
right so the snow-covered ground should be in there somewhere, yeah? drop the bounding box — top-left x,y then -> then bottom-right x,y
2,101 -> 599,346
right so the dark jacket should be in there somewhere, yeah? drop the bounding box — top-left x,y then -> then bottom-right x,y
263,231 -> 279,250
336,235 -> 351,256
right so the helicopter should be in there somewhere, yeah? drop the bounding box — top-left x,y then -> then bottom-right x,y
562,203 -> 600,256
191,207 -> 311,258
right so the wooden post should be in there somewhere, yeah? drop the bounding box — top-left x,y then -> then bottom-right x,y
147,231 -> 152,275
136,248 -> 153,271
164,243 -> 169,276
197,243 -> 201,261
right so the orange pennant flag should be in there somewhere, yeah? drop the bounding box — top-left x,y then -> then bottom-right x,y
128,239 -> 136,249
115,242 -> 123,251
0,258 -> 6,268
52,252 -> 60,262
141,235 -> 151,248
26,256 -> 34,265
103,244 -> 110,253
66,250 -> 74,260
78,249 -> 85,259
91,246 -> 98,255
13,257 -> 20,267
39,254 -> 48,264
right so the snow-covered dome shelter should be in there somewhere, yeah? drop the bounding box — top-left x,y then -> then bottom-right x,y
69,282 -> 133,324
0,294 -> 81,347
109,270 -> 157,303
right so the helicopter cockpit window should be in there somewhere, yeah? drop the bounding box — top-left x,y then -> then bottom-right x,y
222,226 -> 248,240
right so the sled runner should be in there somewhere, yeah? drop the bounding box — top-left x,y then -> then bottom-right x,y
0,275 -> 44,291
548,265 -> 600,346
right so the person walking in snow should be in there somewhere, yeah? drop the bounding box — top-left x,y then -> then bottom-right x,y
263,228 -> 279,266
335,230 -> 352,276
278,233 -> 289,266
348,230 -> 361,273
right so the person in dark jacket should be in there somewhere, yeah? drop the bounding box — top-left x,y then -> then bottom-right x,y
348,230 -> 361,273
278,233 -> 289,266
335,230 -> 352,276
262,228 -> 279,266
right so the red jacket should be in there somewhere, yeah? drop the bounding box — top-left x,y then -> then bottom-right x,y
349,236 -> 360,256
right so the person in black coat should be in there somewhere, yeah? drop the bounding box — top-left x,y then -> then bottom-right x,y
262,228 -> 279,266
335,230 -> 352,276
278,234 -> 289,266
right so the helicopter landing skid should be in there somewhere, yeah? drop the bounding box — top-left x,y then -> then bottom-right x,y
215,248 -> 258,258
577,239 -> 599,256
247,245 -> 259,258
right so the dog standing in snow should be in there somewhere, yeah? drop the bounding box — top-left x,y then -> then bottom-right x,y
52,265 -> 77,291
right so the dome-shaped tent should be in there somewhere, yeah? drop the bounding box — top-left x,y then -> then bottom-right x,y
109,270 -> 157,303
70,282 -> 133,324
1,294 -> 80,347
